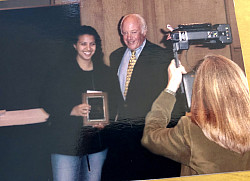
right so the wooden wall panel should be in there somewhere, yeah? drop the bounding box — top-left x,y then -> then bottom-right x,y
142,0 -> 157,42
80,0 -> 104,41
153,0 -> 168,44
80,0 -> 241,72
224,0 -> 244,71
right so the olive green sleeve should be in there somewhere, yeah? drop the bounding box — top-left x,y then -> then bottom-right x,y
141,91 -> 191,165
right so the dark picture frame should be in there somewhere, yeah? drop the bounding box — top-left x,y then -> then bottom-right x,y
82,92 -> 109,126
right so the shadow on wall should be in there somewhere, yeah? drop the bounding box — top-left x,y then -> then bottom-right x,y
0,3 -> 80,110
0,4 -> 80,181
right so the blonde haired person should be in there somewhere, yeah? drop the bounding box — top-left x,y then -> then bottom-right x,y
142,54 -> 250,176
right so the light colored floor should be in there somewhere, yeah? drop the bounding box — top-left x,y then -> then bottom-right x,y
148,171 -> 250,181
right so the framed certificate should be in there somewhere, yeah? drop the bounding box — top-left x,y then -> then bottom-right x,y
82,92 -> 109,126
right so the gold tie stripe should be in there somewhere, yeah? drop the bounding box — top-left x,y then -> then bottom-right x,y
124,50 -> 136,97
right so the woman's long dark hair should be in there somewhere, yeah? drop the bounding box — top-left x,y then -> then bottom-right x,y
72,25 -> 104,67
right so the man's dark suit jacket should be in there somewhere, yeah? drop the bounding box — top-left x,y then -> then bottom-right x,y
102,40 -> 185,180
110,40 -> 184,121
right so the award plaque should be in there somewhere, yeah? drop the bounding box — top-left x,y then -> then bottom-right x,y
82,92 -> 109,126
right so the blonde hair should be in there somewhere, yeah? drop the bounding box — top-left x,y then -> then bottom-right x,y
191,54 -> 250,154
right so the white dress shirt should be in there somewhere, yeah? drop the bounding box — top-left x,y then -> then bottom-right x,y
117,39 -> 146,100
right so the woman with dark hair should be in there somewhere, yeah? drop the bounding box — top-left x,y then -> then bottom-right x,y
41,25 -> 118,181
142,54 -> 250,176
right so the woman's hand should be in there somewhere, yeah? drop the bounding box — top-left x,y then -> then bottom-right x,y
92,122 -> 106,129
70,103 -> 91,117
70,104 -> 106,129
166,59 -> 187,93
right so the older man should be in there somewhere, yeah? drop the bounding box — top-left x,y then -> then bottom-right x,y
103,14 -> 186,180
110,14 -> 177,119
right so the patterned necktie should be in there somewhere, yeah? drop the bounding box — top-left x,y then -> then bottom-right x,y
124,50 -> 136,97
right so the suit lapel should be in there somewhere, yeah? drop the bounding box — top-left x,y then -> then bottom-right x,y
133,40 -> 152,66
115,47 -> 127,71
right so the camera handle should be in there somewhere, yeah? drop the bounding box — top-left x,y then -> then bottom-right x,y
173,42 -> 185,94
173,42 -> 194,111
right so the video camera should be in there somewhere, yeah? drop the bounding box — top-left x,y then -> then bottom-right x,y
168,23 -> 232,111
170,23 -> 232,52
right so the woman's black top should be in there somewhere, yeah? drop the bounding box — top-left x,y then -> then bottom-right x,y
40,59 -> 119,155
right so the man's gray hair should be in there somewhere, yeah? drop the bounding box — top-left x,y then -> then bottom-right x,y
120,14 -> 147,34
